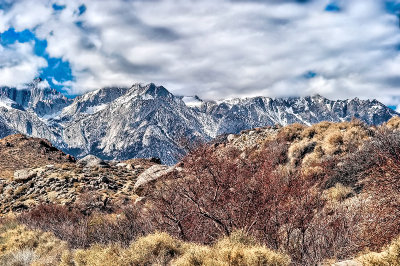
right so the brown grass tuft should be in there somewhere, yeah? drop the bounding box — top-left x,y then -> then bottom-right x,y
0,224 -> 67,265
323,183 -> 354,203
358,236 -> 400,266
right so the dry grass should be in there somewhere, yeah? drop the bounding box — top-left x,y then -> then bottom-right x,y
66,231 -> 291,266
278,123 -> 306,141
358,236 -> 400,265
386,116 -> 400,130
288,139 -> 316,166
174,231 -> 291,266
281,121 -> 372,175
204,230 -> 290,266
0,221 -> 289,266
0,224 -> 67,265
323,183 -> 354,203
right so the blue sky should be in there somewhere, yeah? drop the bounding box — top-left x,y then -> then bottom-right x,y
0,27 -> 73,93
1,0 -> 400,108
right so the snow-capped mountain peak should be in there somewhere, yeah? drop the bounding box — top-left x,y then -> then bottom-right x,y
0,82 -> 397,164
0,79 -> 72,118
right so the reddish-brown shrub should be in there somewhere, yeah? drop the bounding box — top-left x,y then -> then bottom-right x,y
146,140 -> 325,264
18,204 -> 147,248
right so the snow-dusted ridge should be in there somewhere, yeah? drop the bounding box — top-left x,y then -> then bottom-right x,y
0,82 -> 397,164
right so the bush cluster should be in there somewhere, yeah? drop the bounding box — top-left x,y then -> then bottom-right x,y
6,119 -> 400,265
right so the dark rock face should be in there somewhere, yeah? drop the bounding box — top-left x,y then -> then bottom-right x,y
0,82 -> 397,164
0,79 -> 72,117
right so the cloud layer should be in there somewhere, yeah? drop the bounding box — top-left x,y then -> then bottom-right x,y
1,0 -> 400,106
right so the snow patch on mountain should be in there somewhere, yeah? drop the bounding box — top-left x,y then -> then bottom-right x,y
83,104 -> 108,114
0,97 -> 16,110
0,82 -> 398,164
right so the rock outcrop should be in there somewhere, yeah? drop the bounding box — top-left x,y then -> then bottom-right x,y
134,165 -> 180,194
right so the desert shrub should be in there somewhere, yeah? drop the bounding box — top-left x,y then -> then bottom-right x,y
17,204 -> 87,248
173,244 -> 211,266
73,191 -> 116,214
301,127 -> 317,139
211,230 -> 290,266
277,123 -> 306,141
175,230 -> 290,266
325,127 -> 400,193
300,121 -> 333,141
6,121 -> 400,265
0,249 -> 36,266
359,236 -> 400,266
144,124 -> 400,264
0,225 -> 67,265
67,245 -> 129,266
127,232 -> 184,265
318,128 -> 400,255
301,147 -> 325,176
0,218 -> 19,234
288,139 -> 316,166
386,116 -> 400,130
342,126 -> 370,151
146,142 -> 324,264
18,204 -> 146,248
323,183 -> 353,203
64,232 -> 184,266
61,231 -> 289,266
323,152 -> 369,190
322,131 -> 344,156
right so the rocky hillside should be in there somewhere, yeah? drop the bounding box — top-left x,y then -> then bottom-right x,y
0,133 -> 170,214
0,119 -> 400,265
0,134 -> 75,179
0,158 -> 164,214
0,82 -> 397,164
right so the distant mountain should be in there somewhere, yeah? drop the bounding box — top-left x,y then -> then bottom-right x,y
0,78 -> 72,117
0,82 -> 397,164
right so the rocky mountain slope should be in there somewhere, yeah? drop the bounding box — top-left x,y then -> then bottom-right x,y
0,134 -> 75,179
0,81 -> 397,164
0,157 -> 161,214
0,134 -> 163,214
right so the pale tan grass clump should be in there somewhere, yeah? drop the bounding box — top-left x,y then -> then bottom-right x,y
342,126 -> 369,148
288,139 -> 316,166
322,131 -> 344,156
283,121 -> 371,175
358,236 -> 400,265
66,244 -> 129,266
175,230 -> 290,266
301,146 -> 324,175
60,231 -> 289,266
64,232 -> 184,266
127,232 -> 185,265
0,225 -> 67,266
278,123 -> 306,141
301,121 -> 332,141
323,183 -> 354,203
385,116 -> 400,130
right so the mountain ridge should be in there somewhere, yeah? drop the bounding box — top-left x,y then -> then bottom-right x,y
0,81 -> 397,164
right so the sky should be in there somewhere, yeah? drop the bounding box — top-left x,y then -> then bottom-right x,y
1,0 -> 400,108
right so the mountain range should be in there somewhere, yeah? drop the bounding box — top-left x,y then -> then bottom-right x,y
0,80 -> 397,164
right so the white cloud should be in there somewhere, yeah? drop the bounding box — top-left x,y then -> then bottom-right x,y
0,42 -> 47,87
1,0 -> 400,106
37,79 -> 50,89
